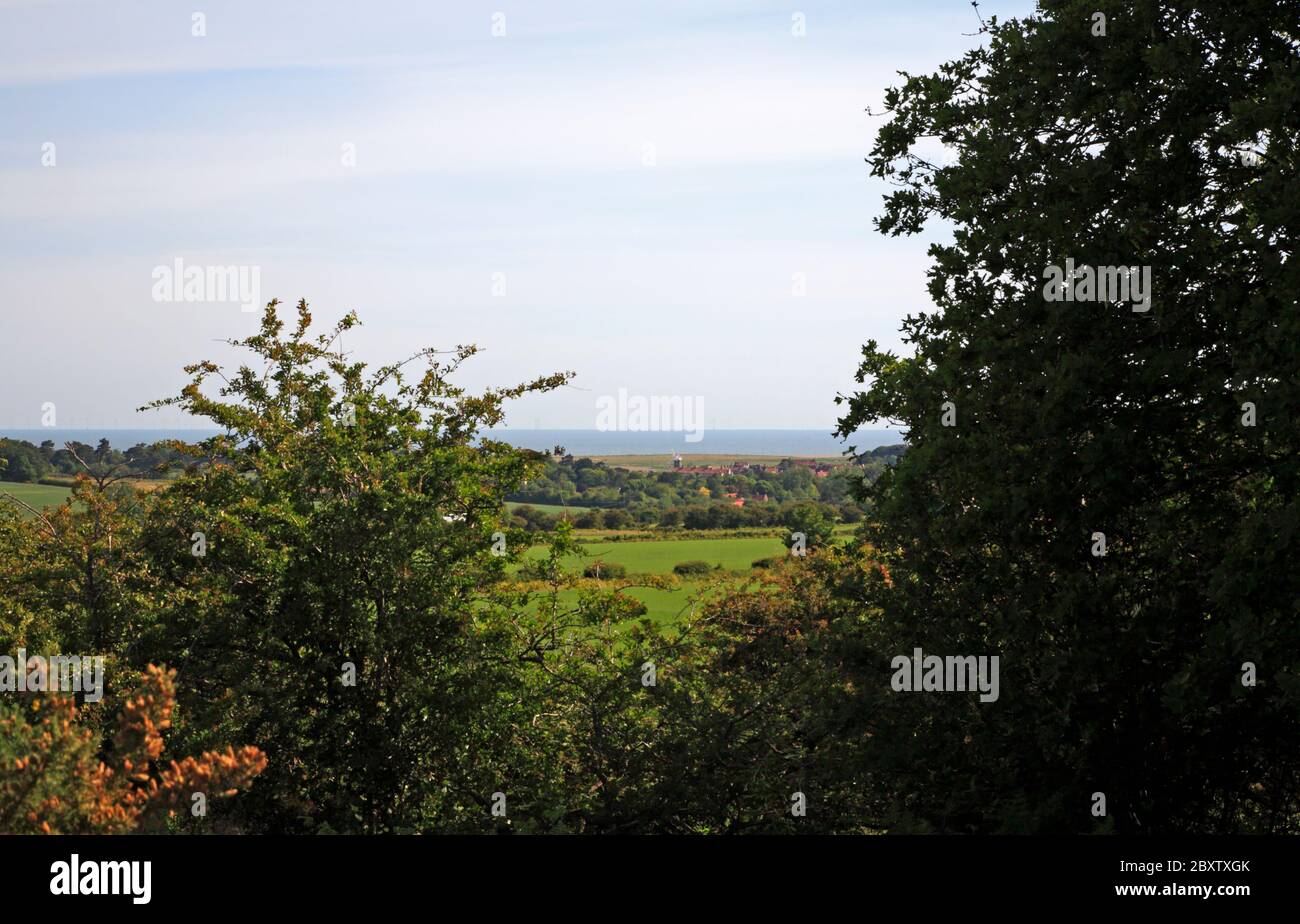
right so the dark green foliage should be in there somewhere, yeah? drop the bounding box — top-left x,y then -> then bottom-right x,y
508,455 -> 880,518
781,502 -> 837,552
0,440 -> 50,483
130,300 -> 575,833
836,0 -> 1300,832
0,437 -> 194,483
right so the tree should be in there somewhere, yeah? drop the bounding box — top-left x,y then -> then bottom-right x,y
836,0 -> 1299,833
131,300 -> 573,833
602,508 -> 634,530
657,507 -> 684,528
0,439 -> 50,483
781,502 -> 835,552
0,474 -> 155,656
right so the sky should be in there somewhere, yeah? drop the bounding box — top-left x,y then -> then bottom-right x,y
0,0 -> 1036,431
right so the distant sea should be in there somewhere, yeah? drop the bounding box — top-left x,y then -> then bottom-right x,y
0,428 -> 904,458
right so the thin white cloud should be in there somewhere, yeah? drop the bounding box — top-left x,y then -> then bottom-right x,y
0,0 -> 1026,427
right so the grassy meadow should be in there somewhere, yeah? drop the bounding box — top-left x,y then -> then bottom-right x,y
0,482 -> 73,518
0,479 -> 801,623
526,535 -> 785,573
518,533 -> 790,623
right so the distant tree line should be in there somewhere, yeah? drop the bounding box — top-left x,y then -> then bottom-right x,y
508,497 -> 854,535
504,449 -> 907,529
0,437 -> 191,483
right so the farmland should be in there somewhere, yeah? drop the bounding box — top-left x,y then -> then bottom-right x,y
0,476 -> 814,624
516,532 -> 792,623
589,453 -> 845,472
524,534 -> 784,574
0,482 -> 72,518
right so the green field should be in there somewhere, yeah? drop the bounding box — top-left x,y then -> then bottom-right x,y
0,483 -> 72,518
514,532 -> 801,622
524,584 -> 711,628
525,534 -> 786,574
0,483 -> 797,622
515,534 -> 786,624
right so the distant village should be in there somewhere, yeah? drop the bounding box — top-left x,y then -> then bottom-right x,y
510,445 -> 901,517
669,454 -> 840,506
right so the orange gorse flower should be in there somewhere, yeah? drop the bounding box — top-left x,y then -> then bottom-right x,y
0,664 -> 267,834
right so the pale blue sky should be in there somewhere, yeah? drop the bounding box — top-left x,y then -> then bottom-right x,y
0,0 -> 1035,429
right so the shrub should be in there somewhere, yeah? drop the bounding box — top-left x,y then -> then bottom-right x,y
582,560 -> 625,579
672,560 -> 712,576
0,665 -> 266,834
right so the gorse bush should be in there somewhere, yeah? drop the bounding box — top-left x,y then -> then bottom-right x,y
0,665 -> 265,834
